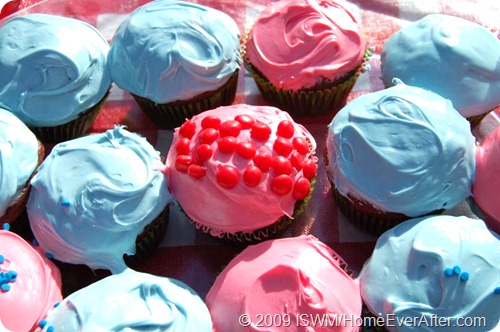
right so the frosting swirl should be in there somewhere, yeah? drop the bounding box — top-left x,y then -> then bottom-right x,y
206,235 -> 362,332
27,127 -> 172,273
359,216 -> 500,332
326,81 -> 475,217
0,14 -> 111,127
381,14 -> 500,118
0,108 -> 39,217
245,0 -> 366,91
108,0 -> 241,104
40,269 -> 212,332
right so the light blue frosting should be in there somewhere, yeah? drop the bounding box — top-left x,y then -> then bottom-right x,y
108,0 -> 241,104
27,126 -> 172,273
0,108 -> 39,216
41,269 -> 212,332
0,14 -> 111,127
326,81 -> 475,217
381,14 -> 500,118
359,216 -> 500,332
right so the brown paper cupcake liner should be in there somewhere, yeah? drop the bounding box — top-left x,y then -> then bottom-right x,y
467,112 -> 489,128
132,70 -> 239,130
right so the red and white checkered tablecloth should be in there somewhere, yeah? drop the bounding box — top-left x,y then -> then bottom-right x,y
1,0 -> 499,299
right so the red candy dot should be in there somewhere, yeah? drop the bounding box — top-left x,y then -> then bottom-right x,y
218,136 -> 238,154
290,151 -> 305,171
195,144 -> 213,163
201,116 -> 221,129
219,120 -> 242,137
199,128 -> 218,144
277,120 -> 294,138
243,166 -> 262,187
293,137 -> 309,155
175,155 -> 192,173
302,159 -> 317,179
293,178 -> 311,200
235,114 -> 255,129
188,165 -> 207,179
216,165 -> 239,189
179,120 -> 196,139
272,156 -> 292,175
253,152 -> 272,172
175,138 -> 190,155
271,175 -> 293,196
236,142 -> 257,159
273,137 -> 294,156
251,122 -> 272,141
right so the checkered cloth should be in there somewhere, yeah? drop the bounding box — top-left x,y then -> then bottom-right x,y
1,0 -> 499,298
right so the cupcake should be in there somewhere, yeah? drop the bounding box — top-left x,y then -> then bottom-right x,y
0,108 -> 44,226
325,80 -> 476,236
0,14 -> 111,142
165,104 -> 317,244
381,14 -> 500,127
206,235 -> 362,332
358,215 -> 500,332
27,126 -> 172,273
39,269 -> 212,331
472,126 -> 500,234
108,0 -> 241,130
0,229 -> 62,332
244,0 -> 369,117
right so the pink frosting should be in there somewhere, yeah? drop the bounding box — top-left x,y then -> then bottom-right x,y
0,230 -> 62,332
206,235 -> 362,332
245,0 -> 366,91
473,126 -> 500,233
165,104 -> 317,235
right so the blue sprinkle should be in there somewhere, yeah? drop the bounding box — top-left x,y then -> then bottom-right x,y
2,223 -> 10,231
453,265 -> 461,275
53,301 -> 60,308
38,319 -> 48,328
7,271 -> 17,281
1,283 -> 10,292
45,252 -> 54,260
47,326 -> 55,332
444,268 -> 454,277
494,287 -> 500,295
0,255 -> 4,264
32,239 -> 39,246
460,272 -> 470,282
61,199 -> 71,207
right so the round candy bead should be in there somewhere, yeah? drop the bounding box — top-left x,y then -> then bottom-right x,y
293,137 -> 309,155
253,152 -> 272,172
273,137 -> 294,156
219,120 -> 242,137
236,142 -> 257,159
198,128 -> 219,144
195,144 -> 213,163
302,159 -> 317,179
272,156 -> 292,175
174,155 -> 192,173
188,164 -> 207,179
292,178 -> 311,200
251,122 -> 272,141
234,114 -> 255,129
277,120 -> 294,138
290,151 -> 305,170
201,116 -> 221,129
179,120 -> 196,139
271,175 -> 293,196
243,166 -> 262,187
175,138 -> 190,155
216,165 -> 239,189
218,136 -> 238,154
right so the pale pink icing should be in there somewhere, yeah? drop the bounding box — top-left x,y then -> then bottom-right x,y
165,104 -> 317,235
206,235 -> 362,332
0,230 -> 62,332
473,126 -> 500,233
245,0 -> 366,91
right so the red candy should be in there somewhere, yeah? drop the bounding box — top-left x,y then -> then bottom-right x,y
243,166 -> 262,187
218,136 -> 238,154
292,178 -> 311,200
195,144 -> 213,163
199,128 -> 218,144
219,120 -> 242,137
234,114 -> 255,129
236,142 -> 257,159
273,137 -> 293,156
290,151 -> 305,171
293,137 -> 309,155
277,120 -> 294,138
253,152 -> 272,172
201,116 -> 221,129
216,165 -> 239,189
251,122 -> 272,141
179,120 -> 196,139
272,156 -> 292,175
302,159 -> 317,179
175,138 -> 190,155
271,175 -> 293,196
188,165 -> 207,179
174,155 -> 192,173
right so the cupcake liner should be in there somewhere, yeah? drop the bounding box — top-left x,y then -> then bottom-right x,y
132,70 -> 239,130
467,112 -> 489,128
123,205 -> 170,267
29,91 -> 110,143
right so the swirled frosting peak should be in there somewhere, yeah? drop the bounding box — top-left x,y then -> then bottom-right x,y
359,215 -> 500,332
27,126 -> 172,273
206,235 -> 362,332
40,269 -> 212,332
108,0 -> 241,104
326,80 -> 475,217
245,0 -> 366,91
0,14 -> 111,127
381,14 -> 500,118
